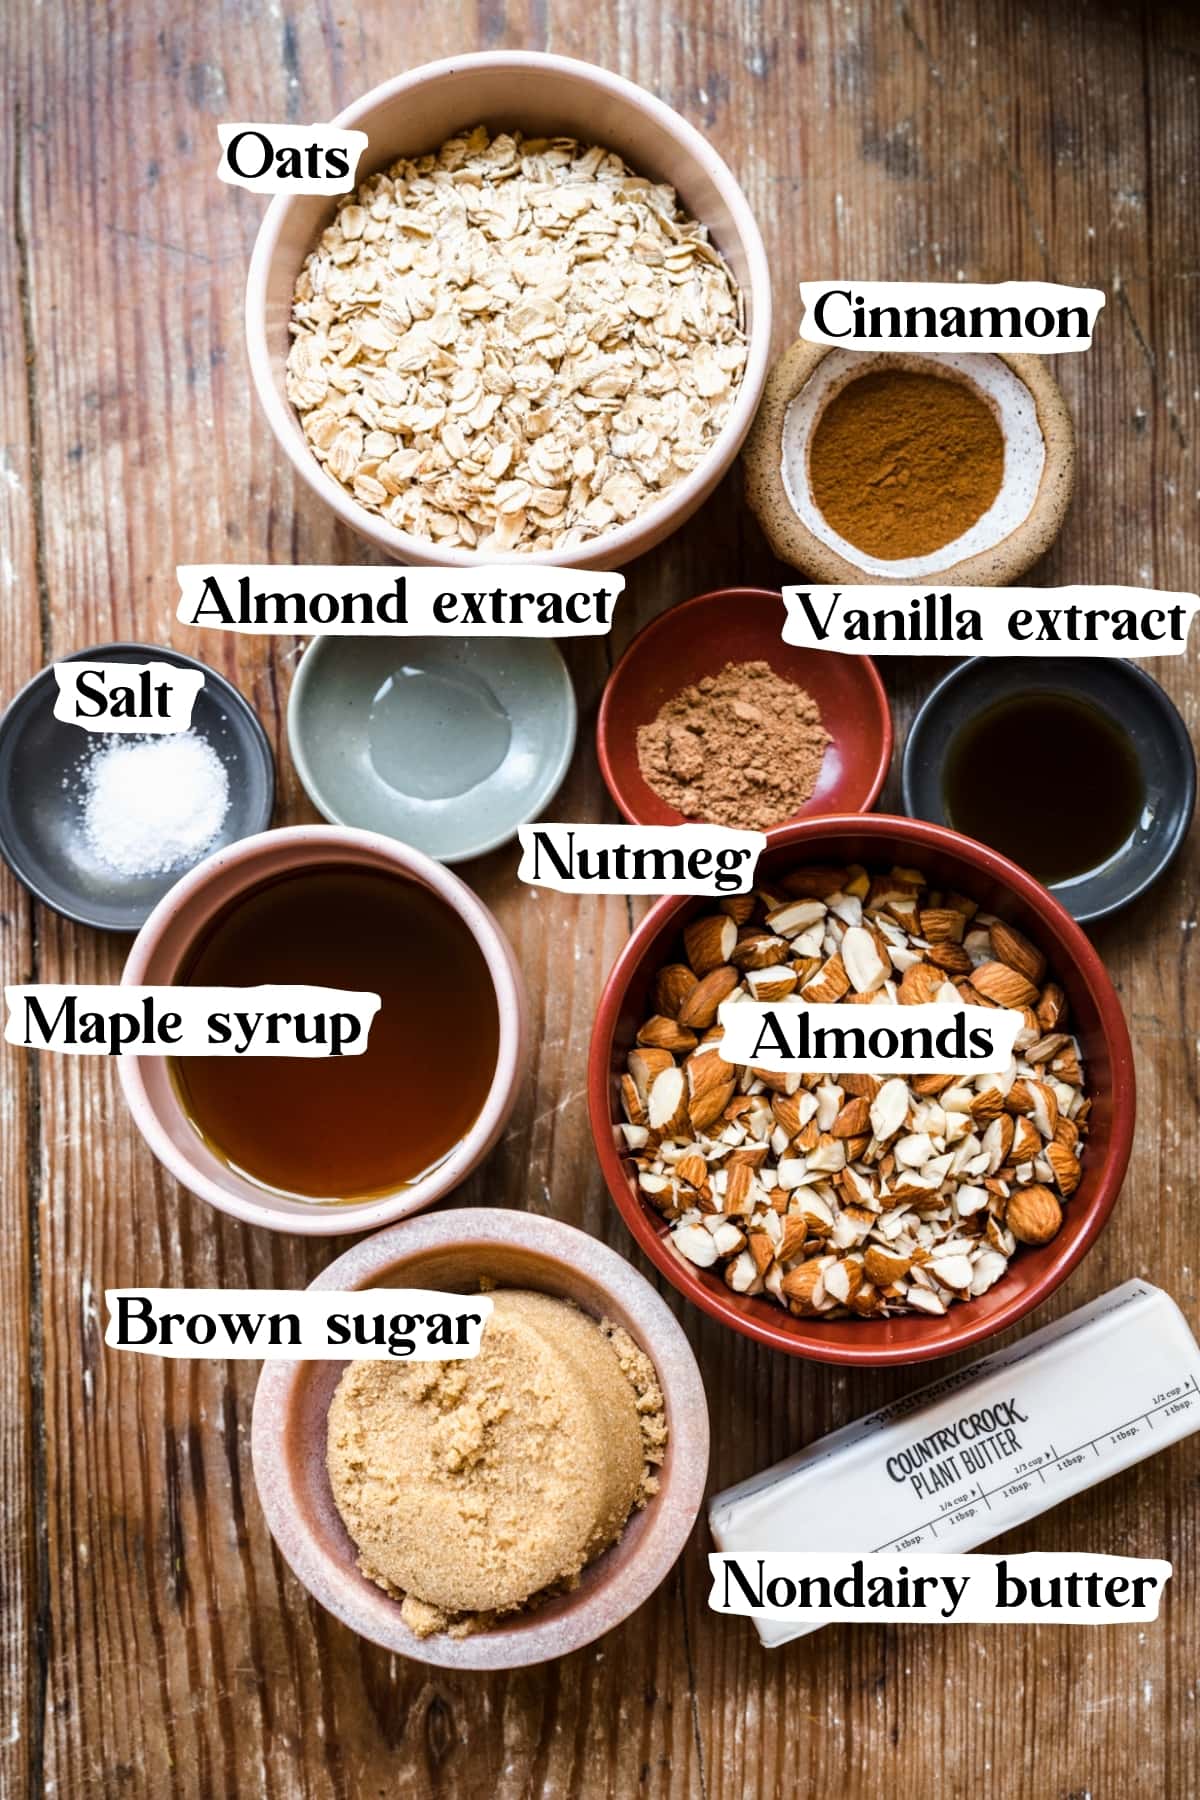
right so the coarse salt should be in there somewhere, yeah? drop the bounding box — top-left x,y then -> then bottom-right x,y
78,732 -> 230,878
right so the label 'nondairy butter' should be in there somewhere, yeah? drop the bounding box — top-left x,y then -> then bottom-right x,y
709,1281 -> 1200,1647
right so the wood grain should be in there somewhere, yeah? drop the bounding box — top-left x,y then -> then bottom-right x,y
2,1 -> 1197,1794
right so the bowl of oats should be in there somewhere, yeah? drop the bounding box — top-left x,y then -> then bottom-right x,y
245,52 -> 771,567
588,813 -> 1136,1365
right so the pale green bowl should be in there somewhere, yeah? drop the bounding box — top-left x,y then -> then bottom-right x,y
287,636 -> 577,863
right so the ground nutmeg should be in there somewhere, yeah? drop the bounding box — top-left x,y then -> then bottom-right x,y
636,660 -> 829,831
807,368 -> 1005,559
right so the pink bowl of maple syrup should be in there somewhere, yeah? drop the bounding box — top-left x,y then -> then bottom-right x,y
118,826 -> 527,1234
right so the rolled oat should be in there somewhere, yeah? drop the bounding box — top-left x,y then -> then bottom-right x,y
287,127 -> 747,553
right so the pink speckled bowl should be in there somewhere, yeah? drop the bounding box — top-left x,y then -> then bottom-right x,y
251,1209 -> 710,1669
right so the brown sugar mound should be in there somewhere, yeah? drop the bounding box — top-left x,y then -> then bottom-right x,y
326,1290 -> 666,1639
636,659 -> 830,830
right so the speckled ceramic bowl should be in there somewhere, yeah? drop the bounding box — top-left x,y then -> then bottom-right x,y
743,342 -> 1074,585
251,1209 -> 711,1669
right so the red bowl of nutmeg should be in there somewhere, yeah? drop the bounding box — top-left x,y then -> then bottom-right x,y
588,814 -> 1135,1366
596,587 -> 892,832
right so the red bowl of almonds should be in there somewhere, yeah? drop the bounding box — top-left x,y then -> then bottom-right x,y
587,814 -> 1135,1365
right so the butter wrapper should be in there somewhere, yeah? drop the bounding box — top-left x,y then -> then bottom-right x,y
709,1281 -> 1200,1647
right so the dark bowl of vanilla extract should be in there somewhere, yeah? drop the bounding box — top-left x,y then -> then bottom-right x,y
902,659 -> 1195,923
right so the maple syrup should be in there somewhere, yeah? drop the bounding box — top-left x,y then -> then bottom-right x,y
171,865 -> 499,1201
942,691 -> 1144,885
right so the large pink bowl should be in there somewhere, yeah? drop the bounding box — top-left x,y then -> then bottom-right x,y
251,1209 -> 710,1669
118,826 -> 526,1235
588,814 -> 1136,1366
245,52 -> 771,570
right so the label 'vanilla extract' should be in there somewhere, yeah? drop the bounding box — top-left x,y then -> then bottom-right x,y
171,866 -> 499,1201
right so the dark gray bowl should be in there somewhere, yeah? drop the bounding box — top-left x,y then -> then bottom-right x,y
0,643 -> 275,931
901,657 -> 1195,923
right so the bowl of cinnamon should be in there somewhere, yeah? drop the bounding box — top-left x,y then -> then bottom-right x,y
596,587 -> 892,831
742,343 -> 1074,585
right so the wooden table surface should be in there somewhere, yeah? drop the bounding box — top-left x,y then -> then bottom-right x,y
3,2 -> 1198,1795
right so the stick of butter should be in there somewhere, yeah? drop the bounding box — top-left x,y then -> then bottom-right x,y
709,1280 -> 1200,1647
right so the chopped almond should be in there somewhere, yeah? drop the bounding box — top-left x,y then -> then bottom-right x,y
619,862 -> 1088,1323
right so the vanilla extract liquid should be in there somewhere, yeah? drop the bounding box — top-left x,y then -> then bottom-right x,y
943,692 -> 1144,884
171,866 -> 499,1201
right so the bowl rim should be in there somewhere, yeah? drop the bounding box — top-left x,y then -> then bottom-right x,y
595,585 -> 893,827
286,634 -> 579,862
587,810 -> 1136,1365
251,1207 -> 711,1669
244,50 -> 773,570
0,640 -> 276,933
900,655 -> 1198,923
116,824 -> 526,1235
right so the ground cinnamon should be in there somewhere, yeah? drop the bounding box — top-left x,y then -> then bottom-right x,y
807,368 -> 1004,559
636,660 -> 829,831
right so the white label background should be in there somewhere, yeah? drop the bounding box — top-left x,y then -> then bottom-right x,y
53,662 -> 205,732
4,985 -> 380,1056
216,123 -> 368,193
177,564 -> 624,636
781,585 -> 1200,656
106,1289 -> 493,1359
798,280 -> 1106,351
518,823 -> 766,895
716,1001 -> 1024,1074
709,1552 -> 1170,1624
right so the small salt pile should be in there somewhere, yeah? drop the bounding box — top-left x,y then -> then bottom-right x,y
79,732 -> 230,878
